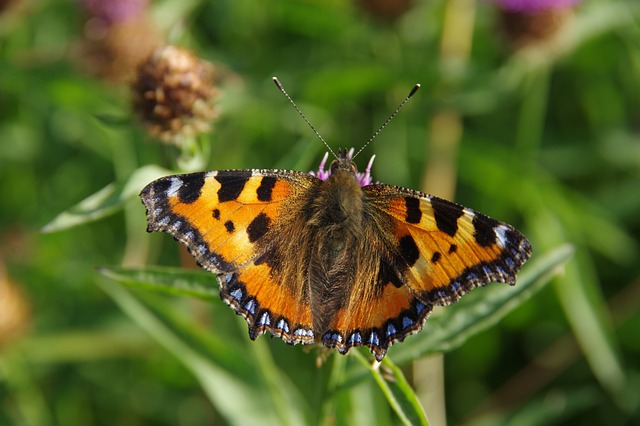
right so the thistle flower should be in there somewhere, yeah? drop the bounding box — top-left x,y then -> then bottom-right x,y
490,0 -> 581,48
310,149 -> 377,187
131,46 -> 219,145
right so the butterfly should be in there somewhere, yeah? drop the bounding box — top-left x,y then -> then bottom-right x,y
140,79 -> 532,361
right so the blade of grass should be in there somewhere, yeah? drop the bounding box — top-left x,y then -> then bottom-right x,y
98,279 -> 306,426
41,164 -> 171,233
98,266 -> 218,301
0,350 -> 52,426
529,211 -> 626,397
354,351 -> 429,426
100,265 -> 311,424
245,336 -> 311,426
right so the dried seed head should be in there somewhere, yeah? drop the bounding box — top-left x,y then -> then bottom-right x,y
131,46 -> 219,145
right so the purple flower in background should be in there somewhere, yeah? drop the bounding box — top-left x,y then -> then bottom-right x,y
490,0 -> 580,13
490,0 -> 580,49
78,0 -> 159,82
81,0 -> 148,25
357,154 -> 376,186
310,149 -> 377,187
310,152 -> 332,181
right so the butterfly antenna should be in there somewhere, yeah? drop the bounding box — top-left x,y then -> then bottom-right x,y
273,77 -> 337,159
352,83 -> 421,160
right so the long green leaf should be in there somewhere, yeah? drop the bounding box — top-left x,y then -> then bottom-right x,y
529,211 -> 626,397
98,266 -> 218,300
98,278 -> 309,426
41,164 -> 171,233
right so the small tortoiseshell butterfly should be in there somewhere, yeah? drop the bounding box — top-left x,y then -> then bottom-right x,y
140,79 -> 532,361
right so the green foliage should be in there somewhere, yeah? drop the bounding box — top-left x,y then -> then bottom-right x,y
2,0 -> 639,425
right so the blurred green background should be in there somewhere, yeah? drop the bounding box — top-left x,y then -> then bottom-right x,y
1,0 -> 639,425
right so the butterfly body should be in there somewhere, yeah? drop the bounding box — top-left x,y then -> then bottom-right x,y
140,150 -> 531,361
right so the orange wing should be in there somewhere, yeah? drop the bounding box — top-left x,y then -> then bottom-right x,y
320,184 -> 532,360
140,169 -> 318,345
377,185 -> 531,303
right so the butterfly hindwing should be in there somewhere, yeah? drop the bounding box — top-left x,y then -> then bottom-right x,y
140,169 -> 318,345
322,276 -> 432,361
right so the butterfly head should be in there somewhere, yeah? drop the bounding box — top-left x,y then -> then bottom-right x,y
330,149 -> 358,175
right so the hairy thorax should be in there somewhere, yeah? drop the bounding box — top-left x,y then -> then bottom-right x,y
312,169 -> 364,243
307,167 -> 367,335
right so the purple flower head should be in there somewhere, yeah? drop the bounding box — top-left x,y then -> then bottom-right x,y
490,0 -> 580,13
81,0 -> 148,25
310,152 -> 332,181
309,149 -> 377,187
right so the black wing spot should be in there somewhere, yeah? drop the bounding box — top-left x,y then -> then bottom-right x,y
257,176 -> 277,202
212,209 -> 221,220
472,212 -> 499,247
399,235 -> 420,267
431,252 -> 441,263
224,220 -> 235,234
178,173 -> 205,204
430,197 -> 464,237
247,212 -> 271,243
448,244 -> 458,254
405,197 -> 422,224
151,178 -> 171,195
216,172 -> 252,202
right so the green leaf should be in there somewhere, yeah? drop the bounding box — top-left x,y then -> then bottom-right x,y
98,266 -> 218,301
354,351 -> 429,426
389,245 -> 574,364
41,164 -> 171,233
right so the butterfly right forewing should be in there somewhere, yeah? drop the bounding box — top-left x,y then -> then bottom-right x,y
369,184 -> 532,305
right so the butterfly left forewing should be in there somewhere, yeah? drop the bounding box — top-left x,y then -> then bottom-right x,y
140,169 -> 319,346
